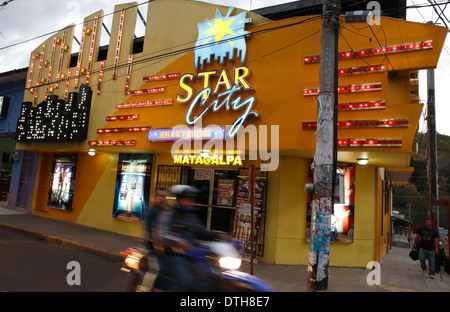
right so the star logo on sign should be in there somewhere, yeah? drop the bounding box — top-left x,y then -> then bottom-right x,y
202,17 -> 236,46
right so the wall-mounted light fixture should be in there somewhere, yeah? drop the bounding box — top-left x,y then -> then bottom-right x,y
357,158 -> 369,165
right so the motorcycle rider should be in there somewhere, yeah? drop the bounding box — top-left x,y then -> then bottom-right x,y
157,184 -> 229,291
144,188 -> 169,290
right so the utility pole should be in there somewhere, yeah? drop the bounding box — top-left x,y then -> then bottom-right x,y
427,67 -> 439,230
307,0 -> 339,292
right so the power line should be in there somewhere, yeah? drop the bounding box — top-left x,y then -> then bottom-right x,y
0,0 -> 152,52
338,27 -> 411,92
1,15 -> 322,96
428,0 -> 450,30
0,0 -> 14,11
0,0 -> 447,53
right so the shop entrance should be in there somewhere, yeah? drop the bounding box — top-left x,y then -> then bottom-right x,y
185,167 -> 237,233
155,164 -> 268,257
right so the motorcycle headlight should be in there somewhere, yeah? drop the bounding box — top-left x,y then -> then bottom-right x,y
219,257 -> 242,270
125,255 -> 140,270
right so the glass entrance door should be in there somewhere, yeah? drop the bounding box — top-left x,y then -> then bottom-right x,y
186,168 -> 212,227
186,167 -> 237,233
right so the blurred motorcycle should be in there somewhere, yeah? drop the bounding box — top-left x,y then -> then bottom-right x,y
120,240 -> 273,292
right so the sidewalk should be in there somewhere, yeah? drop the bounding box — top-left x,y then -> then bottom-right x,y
1,207 -> 450,292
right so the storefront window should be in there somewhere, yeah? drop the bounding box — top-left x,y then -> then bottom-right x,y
156,165 -> 182,191
47,154 -> 78,210
306,160 -> 355,243
155,165 -> 268,257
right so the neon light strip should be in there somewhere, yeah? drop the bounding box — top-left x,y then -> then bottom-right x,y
338,64 -> 385,76
125,54 -> 133,93
55,30 -> 67,89
106,114 -> 139,121
65,68 -> 71,100
88,140 -> 136,147
304,40 -> 433,63
115,99 -> 172,109
34,44 -> 46,103
113,8 -> 125,80
338,101 -> 385,111
147,126 -> 226,142
143,73 -> 181,81
125,87 -> 165,96
27,51 -> 35,90
302,119 -> 409,129
337,138 -> 402,147
45,36 -> 57,98
97,126 -> 150,134
97,60 -> 104,95
303,83 -> 382,96
85,15 -> 98,86
74,21 -> 87,88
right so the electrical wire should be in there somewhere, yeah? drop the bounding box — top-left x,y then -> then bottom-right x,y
1,1 -> 447,96
0,0 -> 448,53
0,0 -> 153,52
0,1 -> 427,51
338,26 -> 411,92
431,0 -> 450,26
1,14 -> 322,96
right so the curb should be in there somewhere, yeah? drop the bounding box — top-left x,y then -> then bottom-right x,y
0,222 -> 125,263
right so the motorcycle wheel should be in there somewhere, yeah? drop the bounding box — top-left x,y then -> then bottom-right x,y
125,271 -> 143,292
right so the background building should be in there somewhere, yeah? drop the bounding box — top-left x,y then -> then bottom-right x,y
0,67 -> 39,212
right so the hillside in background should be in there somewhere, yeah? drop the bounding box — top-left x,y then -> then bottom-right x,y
392,132 -> 450,227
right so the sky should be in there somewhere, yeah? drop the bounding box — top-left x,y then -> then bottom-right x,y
0,0 -> 449,135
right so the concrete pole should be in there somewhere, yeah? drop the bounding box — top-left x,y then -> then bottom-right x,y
427,68 -> 439,230
307,0 -> 339,292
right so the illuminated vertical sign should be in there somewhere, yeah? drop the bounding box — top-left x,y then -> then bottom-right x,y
113,8 -> 125,80
74,21 -> 87,88
34,44 -> 46,104
125,54 -> 133,93
45,36 -> 57,98
27,51 -> 35,90
97,60 -> 104,95
65,68 -> 71,100
85,15 -> 98,86
55,30 -> 67,89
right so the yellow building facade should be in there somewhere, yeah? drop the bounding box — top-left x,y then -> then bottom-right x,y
16,0 -> 447,267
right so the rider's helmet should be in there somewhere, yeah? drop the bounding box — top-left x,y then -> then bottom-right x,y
170,185 -> 200,201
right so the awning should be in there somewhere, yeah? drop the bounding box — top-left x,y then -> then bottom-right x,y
392,214 -> 414,224
387,167 -> 414,184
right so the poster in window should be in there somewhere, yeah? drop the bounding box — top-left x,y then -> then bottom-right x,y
232,176 -> 266,259
217,179 -> 234,206
112,154 -> 153,221
48,154 -> 78,210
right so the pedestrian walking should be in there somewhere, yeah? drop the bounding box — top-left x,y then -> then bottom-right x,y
413,219 -> 440,279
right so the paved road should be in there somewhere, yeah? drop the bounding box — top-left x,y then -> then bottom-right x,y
0,228 -> 127,292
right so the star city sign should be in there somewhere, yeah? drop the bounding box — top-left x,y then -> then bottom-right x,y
176,7 -> 258,139
194,7 -> 250,70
